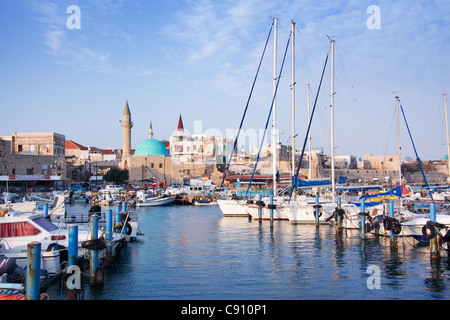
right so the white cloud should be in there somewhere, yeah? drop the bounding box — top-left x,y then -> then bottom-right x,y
43,29 -> 65,51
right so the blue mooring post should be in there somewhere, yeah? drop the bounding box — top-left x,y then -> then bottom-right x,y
106,209 -> 113,265
122,201 -> 127,213
315,194 -> 320,224
43,203 -> 49,219
429,204 -> 439,259
270,195 -> 274,221
336,196 -> 342,227
360,198 -> 366,238
388,200 -> 397,247
90,214 -> 99,285
68,225 -> 78,300
26,241 -> 41,300
68,225 -> 78,266
389,201 -> 395,238
258,194 -> 262,220
115,203 -> 121,229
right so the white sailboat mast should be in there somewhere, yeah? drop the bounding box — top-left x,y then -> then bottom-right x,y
330,40 -> 335,203
396,96 -> 402,208
291,20 -> 296,177
445,93 -> 450,182
307,83 -> 312,179
272,17 -> 278,195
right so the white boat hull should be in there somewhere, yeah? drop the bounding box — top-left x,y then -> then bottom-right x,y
283,202 -> 334,224
246,204 -> 288,220
217,199 -> 248,217
136,196 -> 175,207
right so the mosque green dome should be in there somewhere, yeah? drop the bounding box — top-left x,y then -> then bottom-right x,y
134,138 -> 168,156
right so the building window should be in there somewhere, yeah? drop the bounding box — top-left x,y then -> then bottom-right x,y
159,163 -> 162,168
151,163 -> 154,168
27,168 -> 34,174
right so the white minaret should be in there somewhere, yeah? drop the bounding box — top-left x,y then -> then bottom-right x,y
121,100 -> 133,159
149,121 -> 153,139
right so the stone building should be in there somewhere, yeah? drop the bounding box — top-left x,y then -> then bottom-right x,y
0,132 -> 66,192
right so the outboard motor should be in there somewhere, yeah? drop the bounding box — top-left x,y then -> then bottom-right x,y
365,215 -> 385,233
0,255 -> 25,282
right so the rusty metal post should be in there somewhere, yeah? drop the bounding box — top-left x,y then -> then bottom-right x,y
26,242 -> 41,300
429,204 -> 440,260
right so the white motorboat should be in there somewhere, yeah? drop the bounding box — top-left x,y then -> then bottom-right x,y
0,210 -> 125,275
400,214 -> 450,240
136,191 -> 175,207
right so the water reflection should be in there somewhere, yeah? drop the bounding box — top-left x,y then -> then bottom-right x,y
45,203 -> 450,299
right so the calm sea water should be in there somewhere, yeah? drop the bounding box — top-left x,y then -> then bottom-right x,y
47,203 -> 450,301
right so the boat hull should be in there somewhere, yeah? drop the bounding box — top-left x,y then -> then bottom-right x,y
246,204 -> 288,220
136,196 -> 176,207
217,199 -> 248,217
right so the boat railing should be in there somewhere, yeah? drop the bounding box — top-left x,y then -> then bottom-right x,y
0,239 -> 12,251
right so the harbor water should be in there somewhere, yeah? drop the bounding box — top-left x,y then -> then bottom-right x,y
47,202 -> 450,300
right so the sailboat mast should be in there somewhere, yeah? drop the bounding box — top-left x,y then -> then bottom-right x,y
272,17 -> 278,195
396,96 -> 402,208
445,93 -> 450,182
330,40 -> 335,203
291,20 -> 296,177
307,83 -> 312,179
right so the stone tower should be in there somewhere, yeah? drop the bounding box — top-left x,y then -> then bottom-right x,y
121,100 -> 133,160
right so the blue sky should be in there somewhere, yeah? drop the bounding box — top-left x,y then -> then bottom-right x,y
0,0 -> 449,161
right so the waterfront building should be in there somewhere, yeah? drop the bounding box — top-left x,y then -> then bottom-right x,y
0,132 -> 66,192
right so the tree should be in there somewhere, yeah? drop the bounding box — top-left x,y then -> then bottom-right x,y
103,167 -> 129,185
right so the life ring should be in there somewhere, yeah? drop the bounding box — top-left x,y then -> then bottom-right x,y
267,204 -> 277,210
422,224 -> 436,240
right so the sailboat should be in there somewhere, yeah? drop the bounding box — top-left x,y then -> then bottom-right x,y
283,39 -> 336,224
244,18 -> 293,220
217,21 -> 274,218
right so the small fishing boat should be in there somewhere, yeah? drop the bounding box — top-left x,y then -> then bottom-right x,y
136,191 -> 175,207
193,199 -> 218,206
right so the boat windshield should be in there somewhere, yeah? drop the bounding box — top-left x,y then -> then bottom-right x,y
32,217 -> 58,232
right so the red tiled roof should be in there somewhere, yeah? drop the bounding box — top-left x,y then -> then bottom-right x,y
65,140 -> 87,150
